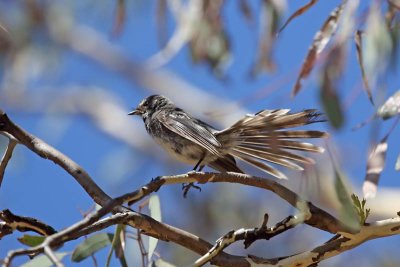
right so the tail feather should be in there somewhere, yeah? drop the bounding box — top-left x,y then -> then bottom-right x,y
232,147 -> 303,171
237,145 -> 315,164
239,140 -> 324,153
216,109 -> 328,179
237,130 -> 328,139
231,150 -> 288,179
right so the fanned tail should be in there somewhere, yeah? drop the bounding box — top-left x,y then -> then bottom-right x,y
216,109 -> 328,179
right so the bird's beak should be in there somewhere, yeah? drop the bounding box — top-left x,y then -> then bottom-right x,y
128,108 -> 142,116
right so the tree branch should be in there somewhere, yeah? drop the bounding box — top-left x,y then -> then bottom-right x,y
246,216 -> 400,266
159,172 -> 349,234
0,137 -> 17,188
194,211 -> 310,267
0,209 -> 56,239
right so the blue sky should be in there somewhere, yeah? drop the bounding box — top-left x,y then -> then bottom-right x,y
1,1 -> 400,266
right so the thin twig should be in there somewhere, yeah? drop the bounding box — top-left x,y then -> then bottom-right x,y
0,138 -> 17,188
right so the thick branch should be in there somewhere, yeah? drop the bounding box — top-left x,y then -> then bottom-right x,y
0,111 -> 112,206
0,209 -> 56,239
247,216 -> 400,266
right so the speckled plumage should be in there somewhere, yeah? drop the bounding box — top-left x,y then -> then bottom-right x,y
129,95 -> 328,179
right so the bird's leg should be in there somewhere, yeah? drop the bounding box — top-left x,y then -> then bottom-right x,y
183,156 -> 204,197
193,158 -> 203,171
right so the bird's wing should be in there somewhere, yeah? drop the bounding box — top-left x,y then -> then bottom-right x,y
156,109 -> 222,156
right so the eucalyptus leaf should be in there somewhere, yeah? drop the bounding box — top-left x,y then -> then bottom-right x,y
148,195 -> 162,261
18,235 -> 45,247
21,252 -> 68,267
334,169 -> 360,232
396,154 -> 400,171
71,233 -> 113,262
364,3 -> 393,85
106,224 -> 128,267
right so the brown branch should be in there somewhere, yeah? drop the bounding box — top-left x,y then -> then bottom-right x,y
0,138 -> 17,188
0,209 -> 56,238
194,212 -> 309,266
160,172 -> 350,234
247,216 -> 400,266
0,110 -> 113,206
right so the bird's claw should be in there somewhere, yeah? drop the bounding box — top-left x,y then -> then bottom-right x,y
182,182 -> 201,198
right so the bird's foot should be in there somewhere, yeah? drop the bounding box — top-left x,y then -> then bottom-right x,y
182,182 -> 201,198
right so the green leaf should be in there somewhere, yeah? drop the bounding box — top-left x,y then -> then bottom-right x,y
18,235 -> 45,247
148,195 -> 162,261
106,224 -> 128,267
364,3 -> 393,85
71,233 -> 113,262
334,169 -> 360,232
319,46 -> 345,129
21,252 -> 68,267
351,194 -> 371,225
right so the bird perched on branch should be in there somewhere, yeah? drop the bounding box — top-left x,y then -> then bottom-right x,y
129,95 -> 328,196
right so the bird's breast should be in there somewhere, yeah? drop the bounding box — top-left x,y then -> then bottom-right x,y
153,135 -> 207,164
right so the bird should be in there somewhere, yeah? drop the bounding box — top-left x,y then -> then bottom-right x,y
129,95 -> 328,195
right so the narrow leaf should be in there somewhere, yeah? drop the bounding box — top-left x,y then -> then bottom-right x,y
18,235 -> 45,247
71,233 -> 113,262
190,1 -> 231,75
334,168 -> 360,232
351,194 -> 370,225
278,0 -> 318,34
21,252 -> 68,267
319,46 -> 345,128
111,0 -> 126,37
148,195 -> 162,261
251,0 -> 285,75
355,31 -> 374,105
364,3 -> 393,87
106,225 -> 127,267
395,153 -> 400,171
363,137 -> 388,199
239,0 -> 253,23
377,90 -> 400,119
292,3 -> 344,96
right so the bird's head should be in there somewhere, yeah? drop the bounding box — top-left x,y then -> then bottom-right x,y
128,95 -> 172,118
